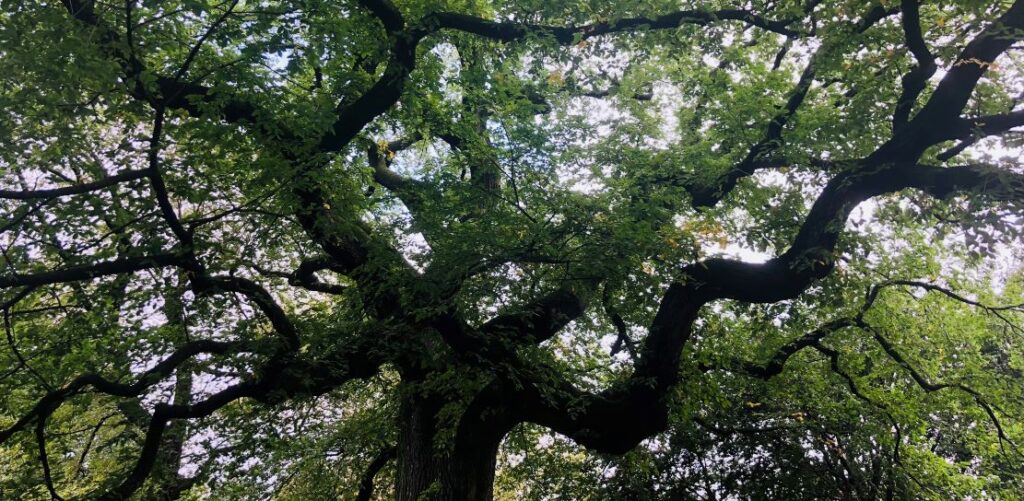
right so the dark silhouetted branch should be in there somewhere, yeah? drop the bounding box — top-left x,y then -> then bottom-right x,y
0,169 -> 150,200
355,446 -> 397,501
893,0 -> 937,132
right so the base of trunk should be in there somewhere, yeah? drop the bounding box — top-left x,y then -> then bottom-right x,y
394,386 -> 511,501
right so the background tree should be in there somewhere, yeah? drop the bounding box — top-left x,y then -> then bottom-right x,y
2,0 -> 1024,499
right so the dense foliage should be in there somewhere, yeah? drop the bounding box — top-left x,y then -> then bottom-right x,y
2,0 -> 1024,499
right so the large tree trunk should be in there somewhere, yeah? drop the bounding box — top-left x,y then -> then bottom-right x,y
395,383 -> 514,501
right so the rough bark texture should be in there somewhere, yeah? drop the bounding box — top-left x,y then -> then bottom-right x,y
395,388 -> 508,501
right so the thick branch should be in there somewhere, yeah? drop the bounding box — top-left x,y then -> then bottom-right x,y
480,288 -> 587,344
892,0 -> 937,132
874,0 -> 1024,162
939,109 -> 1024,160
358,0 -> 405,33
684,163 -> 1023,307
509,161 -> 1024,454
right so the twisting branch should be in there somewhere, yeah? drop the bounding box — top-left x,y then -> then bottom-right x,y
0,340 -> 237,440
860,322 -> 1019,453
288,256 -> 349,295
61,0 -> 259,123
735,318 -> 858,379
506,158 -> 1024,454
103,330 -> 388,499
811,343 -> 876,407
888,279 -> 1024,312
0,339 -> 242,445
364,137 -> 437,237
480,288 -> 587,344
772,38 -> 793,71
106,381 -> 263,499
428,8 -> 806,42
893,0 -> 937,132
40,0 -> 1024,493
602,287 -> 637,361
248,256 -> 349,295
197,276 -> 301,350
3,325 -> 385,500
142,106 -> 301,348
367,139 -> 419,194
873,0 -> 1024,162
355,446 -> 397,501
357,0 -> 405,33
61,0 -> 415,323
717,278 -> 1019,454
36,413 -> 63,500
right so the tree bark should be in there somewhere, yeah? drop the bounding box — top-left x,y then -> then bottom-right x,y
395,382 -> 514,501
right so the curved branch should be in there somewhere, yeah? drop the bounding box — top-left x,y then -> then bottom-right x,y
509,161 -> 1024,454
603,289 -> 637,360
0,169 -> 149,200
736,318 -> 857,379
103,331 -> 386,499
276,255 -> 349,295
874,0 -> 1024,162
887,279 -> 1024,313
37,413 -> 64,500
355,446 -> 397,501
358,0 -> 404,33
685,162 -> 1024,306
105,380 -> 263,499
0,339 -> 241,445
939,109 -> 1024,160
198,276 -> 301,350
146,106 -> 195,249
893,0 -> 937,132
0,253 -> 186,290
812,343 -> 878,407
480,288 -> 587,344
861,322 -> 1018,452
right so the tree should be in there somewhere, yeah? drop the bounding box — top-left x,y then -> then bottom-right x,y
2,0 -> 1024,498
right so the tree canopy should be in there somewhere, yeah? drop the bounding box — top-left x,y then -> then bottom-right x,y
2,0 -> 1024,499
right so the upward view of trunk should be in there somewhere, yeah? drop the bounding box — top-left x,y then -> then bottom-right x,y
394,384 -> 512,501
5,1 -> 1024,500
